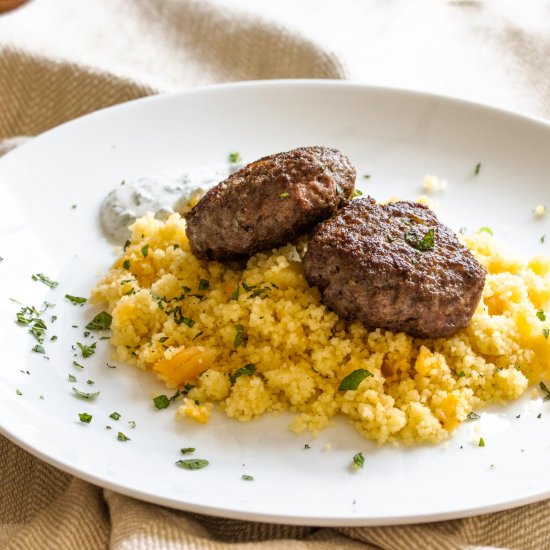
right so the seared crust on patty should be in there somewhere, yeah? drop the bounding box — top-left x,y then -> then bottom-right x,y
303,197 -> 487,338
184,146 -> 355,260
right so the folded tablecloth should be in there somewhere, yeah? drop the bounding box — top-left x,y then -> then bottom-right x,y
1,1 -> 549,548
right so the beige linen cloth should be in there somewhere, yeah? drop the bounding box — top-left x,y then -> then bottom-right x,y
1,1 -> 549,548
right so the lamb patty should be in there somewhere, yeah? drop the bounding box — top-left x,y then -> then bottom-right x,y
303,197 -> 486,338
184,146 -> 355,260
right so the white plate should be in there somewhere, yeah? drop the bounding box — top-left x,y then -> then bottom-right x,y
1,81 -> 549,526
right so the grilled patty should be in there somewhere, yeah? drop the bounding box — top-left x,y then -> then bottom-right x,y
303,197 -> 486,338
185,146 -> 355,260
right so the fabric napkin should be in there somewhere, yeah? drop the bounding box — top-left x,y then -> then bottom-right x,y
1,1 -> 549,548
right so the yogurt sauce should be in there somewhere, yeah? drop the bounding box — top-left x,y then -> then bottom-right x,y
101,165 -> 238,243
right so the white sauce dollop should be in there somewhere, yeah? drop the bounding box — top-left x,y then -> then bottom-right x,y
100,165 -> 237,243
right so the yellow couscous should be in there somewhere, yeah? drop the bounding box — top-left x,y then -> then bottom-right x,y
90,213 -> 550,445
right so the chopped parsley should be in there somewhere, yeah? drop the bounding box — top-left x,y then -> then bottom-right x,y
456,370 -> 466,379
124,239 -> 131,251
467,412 -> 480,421
141,244 -> 149,258
110,412 -> 121,420
544,328 -> 549,340
72,361 -> 84,369
540,381 -> 550,401
234,325 -> 245,348
404,228 -> 435,252
478,227 -> 493,235
77,342 -> 96,358
65,294 -> 87,305
229,363 -> 256,384
541,235 -> 546,244
78,413 -> 92,424
16,389 -> 22,396
29,324 -> 46,344
122,259 -> 131,270
198,279 -> 210,291
169,306 -> 195,327
192,331 -> 204,341
353,452 -> 365,469
228,151 -> 241,164
153,395 -> 170,409
159,336 -> 169,343
176,458 -> 209,470
68,374 -> 77,383
128,420 -> 136,429
304,444 -> 311,450
279,192 -> 290,200
242,474 -> 254,481
230,285 -> 240,300
478,437 -> 485,447
180,447 -> 196,454
31,273 -> 58,288
85,311 -> 112,331
537,310 -> 546,322
86,379 -> 94,385
338,369 -> 373,391
32,344 -> 45,354
353,189 -> 363,197
117,432 -> 131,442
72,387 -> 100,400
474,162 -> 481,175
363,174 -> 371,179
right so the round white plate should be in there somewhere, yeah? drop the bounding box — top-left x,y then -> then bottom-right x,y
0,81 -> 549,526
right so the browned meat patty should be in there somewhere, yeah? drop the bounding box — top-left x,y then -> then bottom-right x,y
184,146 -> 355,260
302,197 -> 486,338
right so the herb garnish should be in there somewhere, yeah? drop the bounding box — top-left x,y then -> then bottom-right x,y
72,387 -> 100,400
124,239 -> 131,251
353,452 -> 365,469
404,228 -> 435,252
339,369 -> 373,391
65,295 -> 87,305
540,381 -> 550,401
78,413 -> 92,424
128,420 -> 136,429
141,244 -> 149,258
279,193 -> 290,200
122,260 -> 131,270
32,345 -> 45,354
77,342 -> 97,358
456,370 -> 465,379
31,273 -> 58,288
230,285 -> 240,300
228,151 -> 241,164
230,363 -> 256,384
353,189 -> 363,197
73,361 -> 84,369
478,227 -> 493,235
478,437 -> 485,447
16,389 -> 22,396
169,306 -> 195,327
68,374 -> 77,383
544,328 -> 549,340
304,444 -> 311,450
153,395 -> 170,409
110,412 -> 121,420
363,174 -> 371,179
117,432 -> 131,442
180,447 -> 196,454
198,279 -> 210,291
474,162 -> 481,175
537,310 -> 546,322
234,325 -> 245,348
242,475 -> 254,481
467,412 -> 480,421
86,311 -> 112,331
176,458 -> 209,470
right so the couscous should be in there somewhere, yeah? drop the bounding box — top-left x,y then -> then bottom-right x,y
91,213 -> 550,445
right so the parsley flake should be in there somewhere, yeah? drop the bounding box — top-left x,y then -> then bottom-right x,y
85,311 -> 112,331
32,344 -> 45,354
153,395 -> 170,409
467,412 -> 480,421
16,389 -> 22,396
304,444 -> 311,450
456,370 -> 466,379
68,374 -> 77,383
537,310 -> 546,322
77,342 -> 96,358
540,381 -> 550,401
405,228 -> 435,252
230,285 -> 240,300
339,369 -> 373,391
72,387 -> 100,400
31,273 -> 58,288
72,361 -> 84,369
141,244 -> 149,258
180,447 -> 196,454
544,328 -> 549,340
65,295 -> 87,305
478,227 -> 493,236
242,474 -> 254,481
78,413 -> 92,424
474,162 -> 481,175
124,239 -> 131,251
279,192 -> 290,200
353,189 -> 363,197
122,259 -> 131,270
228,151 -> 241,164
198,279 -> 210,291
234,325 -> 246,348
353,452 -> 365,469
176,458 -> 209,470
110,412 -> 121,420
230,363 -> 256,384
117,432 -> 131,442
478,437 -> 485,447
